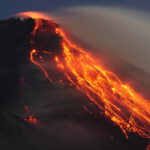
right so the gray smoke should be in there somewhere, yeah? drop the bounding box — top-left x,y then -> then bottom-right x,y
51,6 -> 150,74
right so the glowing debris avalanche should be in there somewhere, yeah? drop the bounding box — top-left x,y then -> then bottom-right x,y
33,18 -> 150,139
56,27 -> 150,139
19,12 -> 150,140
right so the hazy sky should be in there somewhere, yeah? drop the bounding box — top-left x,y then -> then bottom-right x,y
1,0 -> 150,19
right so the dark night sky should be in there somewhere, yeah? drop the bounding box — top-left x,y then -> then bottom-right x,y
1,0 -> 150,19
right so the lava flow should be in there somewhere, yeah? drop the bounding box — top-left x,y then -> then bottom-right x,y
18,12 -> 150,140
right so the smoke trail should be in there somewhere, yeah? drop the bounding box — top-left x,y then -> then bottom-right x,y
51,6 -> 150,74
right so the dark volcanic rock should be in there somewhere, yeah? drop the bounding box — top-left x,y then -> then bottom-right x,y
0,18 -> 34,106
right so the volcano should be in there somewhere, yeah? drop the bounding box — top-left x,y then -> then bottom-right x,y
0,16 -> 149,150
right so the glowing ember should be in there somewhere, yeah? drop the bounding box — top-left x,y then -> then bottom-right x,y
30,49 -> 52,82
20,12 -> 150,140
24,105 -> 40,126
16,11 -> 50,20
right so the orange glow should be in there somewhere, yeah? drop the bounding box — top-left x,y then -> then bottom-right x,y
56,28 -> 150,139
15,11 -> 50,20
23,12 -> 150,140
24,106 -> 40,126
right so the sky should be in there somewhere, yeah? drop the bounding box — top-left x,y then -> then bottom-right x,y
1,0 -> 150,19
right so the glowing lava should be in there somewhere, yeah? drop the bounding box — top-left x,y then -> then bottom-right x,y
55,28 -> 150,139
16,11 -> 50,20
24,105 -> 40,126
19,12 -> 150,140
20,75 -> 40,126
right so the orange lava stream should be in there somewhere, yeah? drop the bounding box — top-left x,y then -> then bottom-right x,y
55,28 -> 150,139
30,49 -> 53,82
20,12 -> 150,139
